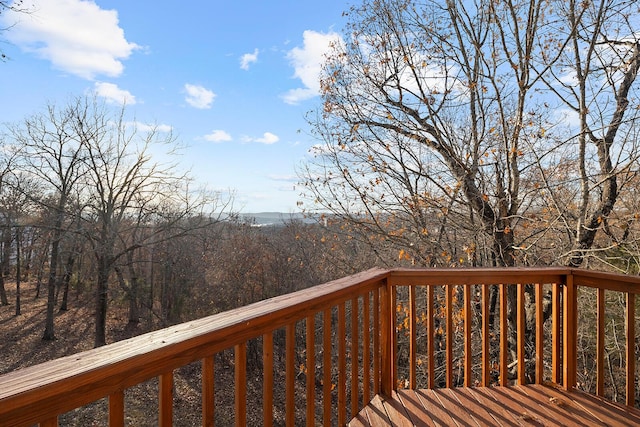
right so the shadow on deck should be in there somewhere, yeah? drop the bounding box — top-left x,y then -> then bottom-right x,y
350,384 -> 640,427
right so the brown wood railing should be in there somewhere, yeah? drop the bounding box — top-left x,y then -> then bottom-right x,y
0,268 -> 638,426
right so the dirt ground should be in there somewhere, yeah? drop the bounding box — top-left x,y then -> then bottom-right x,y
0,282 -> 277,426
0,281 -> 147,375
0,282 -> 209,426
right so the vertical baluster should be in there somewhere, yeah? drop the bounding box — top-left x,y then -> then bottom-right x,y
517,283 -> 525,385
234,343 -> 246,427
427,285 -> 434,389
596,288 -> 605,397
363,292 -> 371,404
109,389 -> 124,427
159,371 -> 173,427
351,297 -> 359,417
338,302 -> 347,426
391,286 -> 398,390
535,283 -> 544,384
323,308 -> 332,426
409,286 -> 417,389
263,334 -> 273,427
286,323 -> 295,427
373,287 -> 381,395
464,284 -> 472,387
552,282 -> 562,385
202,356 -> 215,427
499,283 -> 508,387
626,293 -> 636,407
445,284 -> 453,388
481,284 -> 490,386
563,275 -> 577,390
306,315 -> 316,427
380,281 -> 392,396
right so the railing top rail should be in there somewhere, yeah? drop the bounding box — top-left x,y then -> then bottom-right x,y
388,267 -> 640,292
0,267 -> 389,426
388,267 -> 571,286
571,268 -> 640,293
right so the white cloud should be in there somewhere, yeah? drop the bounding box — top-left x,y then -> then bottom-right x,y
204,130 -> 232,143
553,107 -> 581,130
124,121 -> 172,133
94,82 -> 136,105
267,174 -> 297,182
184,83 -> 216,109
2,0 -> 139,79
243,132 -> 280,144
240,48 -> 259,70
283,30 -> 342,105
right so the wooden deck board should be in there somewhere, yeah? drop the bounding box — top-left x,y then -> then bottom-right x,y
395,390 -> 435,427
348,385 -> 640,427
518,384 -> 603,426
450,387 -> 507,427
462,387 -> 525,427
415,389 -> 463,427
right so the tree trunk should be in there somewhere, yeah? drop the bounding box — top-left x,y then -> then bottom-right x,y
127,251 -> 140,324
43,224 -> 62,341
0,274 -> 8,306
34,243 -> 48,299
15,226 -> 21,316
59,250 -> 76,312
0,234 -> 9,306
94,258 -> 110,347
128,277 -> 140,325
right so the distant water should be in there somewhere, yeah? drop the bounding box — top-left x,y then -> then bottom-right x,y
240,212 -> 317,227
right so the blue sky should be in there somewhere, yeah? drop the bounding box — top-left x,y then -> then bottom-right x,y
0,1 -> 350,212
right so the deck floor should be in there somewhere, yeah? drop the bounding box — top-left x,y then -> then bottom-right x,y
349,384 -> 640,426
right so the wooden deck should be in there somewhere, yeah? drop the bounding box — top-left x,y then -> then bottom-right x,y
349,384 -> 640,426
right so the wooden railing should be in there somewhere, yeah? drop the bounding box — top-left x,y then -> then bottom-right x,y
0,268 -> 638,426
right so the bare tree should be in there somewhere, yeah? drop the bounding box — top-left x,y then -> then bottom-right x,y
299,0 -> 640,379
534,0 -> 640,267
0,1 -> 34,61
9,100 -> 87,340
70,100 -> 230,346
301,0 -> 640,268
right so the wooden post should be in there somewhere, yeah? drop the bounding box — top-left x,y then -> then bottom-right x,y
338,303 -> 347,426
481,284 -> 490,386
517,283 -> 525,385
306,315 -> 315,427
535,283 -> 544,384
552,282 -> 562,385
109,390 -> 124,427
463,284 -> 472,387
363,292 -> 371,404
286,324 -> 295,427
323,308 -> 332,426
563,274 -> 577,390
499,284 -> 508,387
427,285 -> 435,389
626,293 -> 636,407
159,372 -> 173,427
263,334 -> 273,427
234,343 -> 246,427
596,288 -> 605,397
351,298 -> 359,417
380,280 -> 392,396
445,284 -> 453,389
373,287 -> 380,395
409,286 -> 417,389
